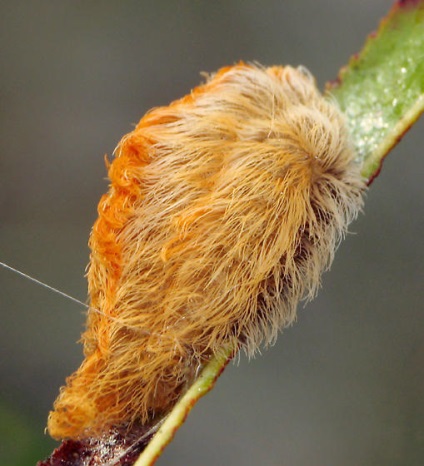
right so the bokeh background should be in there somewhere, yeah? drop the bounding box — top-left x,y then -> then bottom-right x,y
1,1 -> 423,465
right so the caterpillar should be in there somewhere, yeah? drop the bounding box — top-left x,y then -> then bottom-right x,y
47,63 -> 364,440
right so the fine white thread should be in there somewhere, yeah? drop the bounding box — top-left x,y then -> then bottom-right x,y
0,260 -> 105,317
0,260 -> 179,341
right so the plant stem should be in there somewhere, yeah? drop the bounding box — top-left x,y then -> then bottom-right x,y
134,345 -> 235,466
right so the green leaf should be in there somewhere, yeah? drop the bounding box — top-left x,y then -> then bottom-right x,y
328,0 -> 424,182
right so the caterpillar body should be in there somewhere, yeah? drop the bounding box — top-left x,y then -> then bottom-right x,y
48,63 -> 364,440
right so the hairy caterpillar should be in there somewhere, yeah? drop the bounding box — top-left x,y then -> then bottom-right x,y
47,63 -> 364,440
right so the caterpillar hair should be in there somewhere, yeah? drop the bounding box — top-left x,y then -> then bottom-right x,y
47,63 -> 365,440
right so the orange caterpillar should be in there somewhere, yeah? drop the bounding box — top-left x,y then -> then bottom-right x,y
48,63 -> 364,440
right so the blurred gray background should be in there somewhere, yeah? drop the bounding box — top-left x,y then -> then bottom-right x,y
1,1 -> 423,465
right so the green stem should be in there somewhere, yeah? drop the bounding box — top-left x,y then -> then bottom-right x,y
134,345 -> 235,466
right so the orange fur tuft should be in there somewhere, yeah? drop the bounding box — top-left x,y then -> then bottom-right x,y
47,63 -> 364,440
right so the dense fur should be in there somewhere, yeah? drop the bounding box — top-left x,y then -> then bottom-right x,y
48,63 -> 364,439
